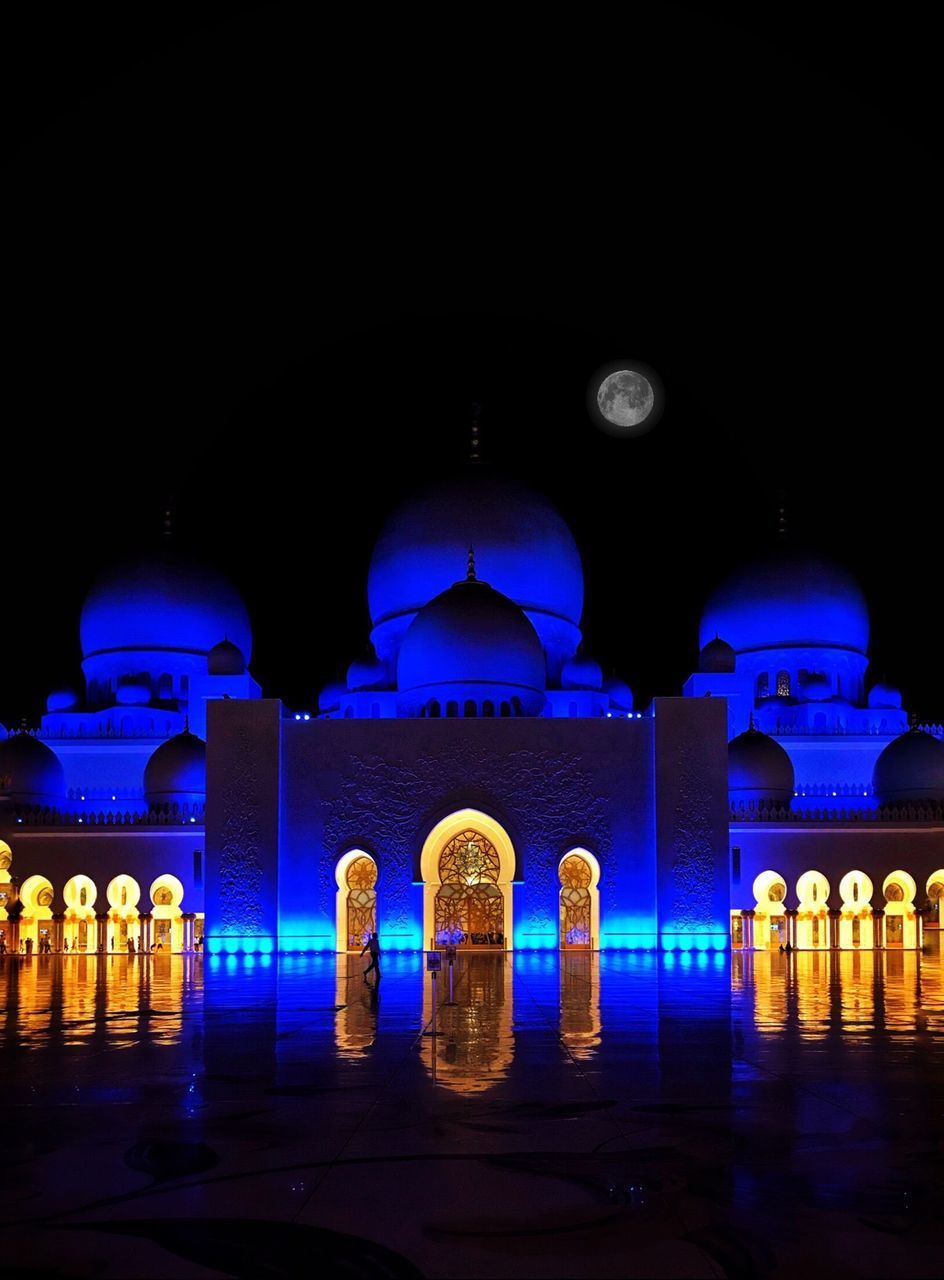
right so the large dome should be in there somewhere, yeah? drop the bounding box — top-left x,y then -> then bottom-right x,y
700,550 -> 869,656
368,471 -> 583,678
144,730 -> 206,808
397,573 -> 546,716
873,729 -> 944,806
728,727 -> 795,804
81,549 -> 252,664
0,731 -> 66,807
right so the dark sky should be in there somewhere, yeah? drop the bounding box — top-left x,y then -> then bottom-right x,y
3,4 -> 940,725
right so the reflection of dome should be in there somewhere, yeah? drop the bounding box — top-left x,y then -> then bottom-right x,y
208,639 -> 246,676
868,682 -> 903,709
728,727 -> 794,804
603,677 -> 634,711
561,653 -> 602,690
368,471 -> 583,678
873,729 -> 944,806
0,732 -> 66,807
346,656 -> 387,692
397,571 -> 546,716
700,550 -> 869,655
81,549 -> 252,664
699,637 -> 736,674
144,730 -> 206,807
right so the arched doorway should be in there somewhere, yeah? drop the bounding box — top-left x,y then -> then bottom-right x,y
838,870 -> 873,950
150,874 -> 185,951
795,870 -> 830,950
926,871 -> 944,927
63,875 -> 98,952
558,849 -> 601,949
106,874 -> 142,952
335,850 -> 378,952
883,870 -> 918,949
19,875 -> 54,952
420,810 -> 515,951
752,870 -> 787,950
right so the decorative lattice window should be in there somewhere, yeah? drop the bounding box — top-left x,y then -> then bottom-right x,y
435,832 -> 503,946
559,854 -> 593,946
776,670 -> 791,697
346,855 -> 377,949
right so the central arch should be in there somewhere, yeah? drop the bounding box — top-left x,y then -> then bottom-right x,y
420,809 -> 515,951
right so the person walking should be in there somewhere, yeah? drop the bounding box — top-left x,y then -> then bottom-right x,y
360,931 -> 382,983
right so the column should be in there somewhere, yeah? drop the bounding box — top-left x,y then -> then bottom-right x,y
872,908 -> 884,949
182,912 -> 195,951
139,912 -> 153,954
52,912 -> 65,953
742,909 -> 755,950
96,914 -> 108,952
828,908 -> 841,949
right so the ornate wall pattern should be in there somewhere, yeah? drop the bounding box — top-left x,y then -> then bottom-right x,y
670,739 -> 718,930
321,743 -> 613,937
216,725 -> 265,934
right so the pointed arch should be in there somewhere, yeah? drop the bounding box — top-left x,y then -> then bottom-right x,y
420,809 -> 515,951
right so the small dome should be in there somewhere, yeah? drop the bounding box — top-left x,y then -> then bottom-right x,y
801,674 -> 833,702
116,682 -> 151,706
208,639 -> 246,676
701,549 -> 869,655
873,729 -> 944,806
346,656 -> 388,692
397,571 -> 546,715
144,730 -> 206,807
868,682 -> 903,710
560,653 -> 603,691
0,731 -> 66,807
603,677 -> 634,711
729,727 -> 794,805
699,637 -> 736,674
46,689 -> 79,713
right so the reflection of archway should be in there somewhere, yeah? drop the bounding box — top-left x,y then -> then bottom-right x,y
422,954 -> 514,1092
559,849 -> 601,950
335,850 -> 378,952
420,810 -> 515,951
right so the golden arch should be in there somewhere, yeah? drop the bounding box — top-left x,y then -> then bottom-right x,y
883,869 -> 918,949
795,870 -> 830,950
420,810 -> 515,951
335,849 -> 378,952
838,869 -> 873,950
752,870 -> 787,950
926,869 -> 944,927
558,848 -> 601,950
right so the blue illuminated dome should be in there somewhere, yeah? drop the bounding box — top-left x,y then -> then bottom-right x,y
144,730 -> 206,809
561,652 -> 603,691
397,568 -> 546,717
873,729 -> 944,806
801,674 -> 833,702
700,550 -> 869,655
0,730 -> 66,807
81,549 -> 252,706
346,656 -> 388,692
603,676 -> 634,712
369,470 -> 584,681
728,726 -> 794,805
699,637 -> 736,674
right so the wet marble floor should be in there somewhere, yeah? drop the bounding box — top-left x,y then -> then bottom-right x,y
3,943 -> 944,1278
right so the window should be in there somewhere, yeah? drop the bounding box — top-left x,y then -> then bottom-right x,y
756,672 -> 769,698
776,670 -> 791,697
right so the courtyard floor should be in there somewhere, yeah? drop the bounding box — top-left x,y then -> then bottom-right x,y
2,942 -> 944,1278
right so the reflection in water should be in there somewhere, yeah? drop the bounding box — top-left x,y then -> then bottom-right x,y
421,953 -> 513,1094
838,951 -> 875,1035
559,952 -> 601,1060
335,953 -> 380,1059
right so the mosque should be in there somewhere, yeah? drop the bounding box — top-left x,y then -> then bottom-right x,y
3,465 -> 944,958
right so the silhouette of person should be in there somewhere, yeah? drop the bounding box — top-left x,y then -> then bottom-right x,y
360,931 -> 382,983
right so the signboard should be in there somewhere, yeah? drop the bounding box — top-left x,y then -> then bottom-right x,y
426,950 -> 442,972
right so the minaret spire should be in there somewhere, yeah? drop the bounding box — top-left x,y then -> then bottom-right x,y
469,401 -> 482,463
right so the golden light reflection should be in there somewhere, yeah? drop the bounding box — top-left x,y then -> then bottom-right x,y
560,952 -> 601,1060
421,953 -> 513,1093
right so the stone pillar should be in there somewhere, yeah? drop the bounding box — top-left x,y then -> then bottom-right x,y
96,914 -> 108,952
743,909 -> 755,950
52,913 -> 65,953
139,912 -> 153,954
7,916 -> 20,955
917,910 -> 925,950
785,908 -> 798,950
872,908 -> 885,949
182,913 -> 195,951
828,908 -> 841,949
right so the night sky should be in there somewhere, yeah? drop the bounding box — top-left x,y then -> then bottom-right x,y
4,5 -> 939,726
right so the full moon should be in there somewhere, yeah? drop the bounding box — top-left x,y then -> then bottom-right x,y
597,369 -> 655,430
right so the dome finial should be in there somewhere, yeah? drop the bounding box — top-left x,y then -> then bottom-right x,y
466,545 -> 477,581
748,709 -> 756,732
469,401 -> 482,463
